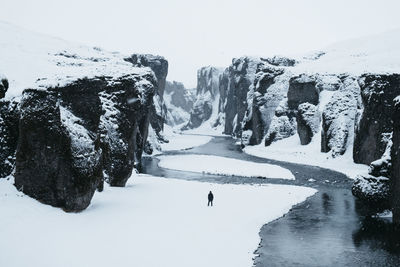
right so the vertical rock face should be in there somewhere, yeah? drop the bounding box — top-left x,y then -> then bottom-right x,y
220,57 -> 262,136
185,66 -> 222,129
14,89 -> 102,211
99,75 -> 155,186
242,65 -> 286,144
287,74 -> 319,109
353,74 -> 400,165
321,77 -> 361,156
11,72 -> 157,211
125,54 -> 168,136
0,78 -> 9,99
0,99 -> 19,178
164,81 -> 195,125
391,96 -> 400,224
296,103 -> 321,145
165,81 -> 194,113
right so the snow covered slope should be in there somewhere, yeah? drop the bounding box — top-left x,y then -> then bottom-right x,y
0,21 -> 152,99
296,28 -> 400,75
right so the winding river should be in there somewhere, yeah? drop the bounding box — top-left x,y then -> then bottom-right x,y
142,135 -> 400,266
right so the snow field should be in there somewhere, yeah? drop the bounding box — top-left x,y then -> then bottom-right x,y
0,174 -> 316,267
157,154 -> 295,180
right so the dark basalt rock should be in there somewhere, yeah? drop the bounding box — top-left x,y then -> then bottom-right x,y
353,74 -> 400,165
0,78 -> 9,99
221,57 -> 262,136
287,74 -> 319,109
99,74 -> 155,186
352,174 -> 391,215
296,103 -> 320,145
391,96 -> 400,224
14,89 -> 102,212
125,54 -> 168,136
0,99 -> 19,178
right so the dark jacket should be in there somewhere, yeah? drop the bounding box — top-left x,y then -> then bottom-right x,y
208,192 -> 214,201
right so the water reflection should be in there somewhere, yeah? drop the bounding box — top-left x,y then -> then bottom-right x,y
353,217 -> 400,254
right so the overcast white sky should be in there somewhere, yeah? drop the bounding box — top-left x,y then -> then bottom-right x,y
1,0 -> 400,87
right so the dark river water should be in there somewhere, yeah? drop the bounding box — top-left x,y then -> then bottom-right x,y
142,135 -> 400,266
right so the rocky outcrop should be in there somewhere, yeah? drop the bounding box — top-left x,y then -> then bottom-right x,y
125,54 -> 168,136
264,99 -> 297,146
296,103 -> 320,145
263,56 -> 297,67
14,89 -> 102,211
12,72 -> 157,210
0,78 -> 9,98
352,135 -> 392,214
185,66 -> 222,129
391,96 -> 400,224
0,99 -> 19,178
321,77 -> 361,156
242,64 -> 286,145
164,81 -> 195,125
220,57 -> 262,136
287,74 -> 319,109
353,74 -> 400,165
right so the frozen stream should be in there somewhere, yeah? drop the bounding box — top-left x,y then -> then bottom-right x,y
142,135 -> 400,266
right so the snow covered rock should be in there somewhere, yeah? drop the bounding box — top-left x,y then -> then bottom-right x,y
242,64 -> 286,145
0,77 -> 8,98
353,74 -> 400,165
98,74 -> 156,186
296,103 -> 320,145
352,174 -> 391,214
125,54 -> 168,137
391,96 -> 400,224
220,57 -> 262,136
352,131 -> 393,215
263,55 -> 297,67
321,77 -> 360,156
164,81 -> 194,125
0,99 -> 19,178
287,74 -> 319,109
14,89 -> 102,211
185,66 -> 222,129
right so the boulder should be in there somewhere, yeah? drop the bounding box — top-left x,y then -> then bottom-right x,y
353,74 -> 400,164
14,89 -> 102,211
296,103 -> 320,145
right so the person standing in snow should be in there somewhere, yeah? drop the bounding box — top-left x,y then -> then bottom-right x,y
208,191 -> 214,207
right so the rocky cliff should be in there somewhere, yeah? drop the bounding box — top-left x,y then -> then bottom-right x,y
164,81 -> 195,125
0,23 -> 164,211
184,66 -> 223,129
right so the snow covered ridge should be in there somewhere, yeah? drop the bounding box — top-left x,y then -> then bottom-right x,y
0,22 -> 159,99
0,22 -> 170,211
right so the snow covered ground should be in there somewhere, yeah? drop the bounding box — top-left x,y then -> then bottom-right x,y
0,175 -> 315,267
244,133 -> 368,179
157,155 -> 295,180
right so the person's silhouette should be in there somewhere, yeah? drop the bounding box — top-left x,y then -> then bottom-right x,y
208,191 -> 214,207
